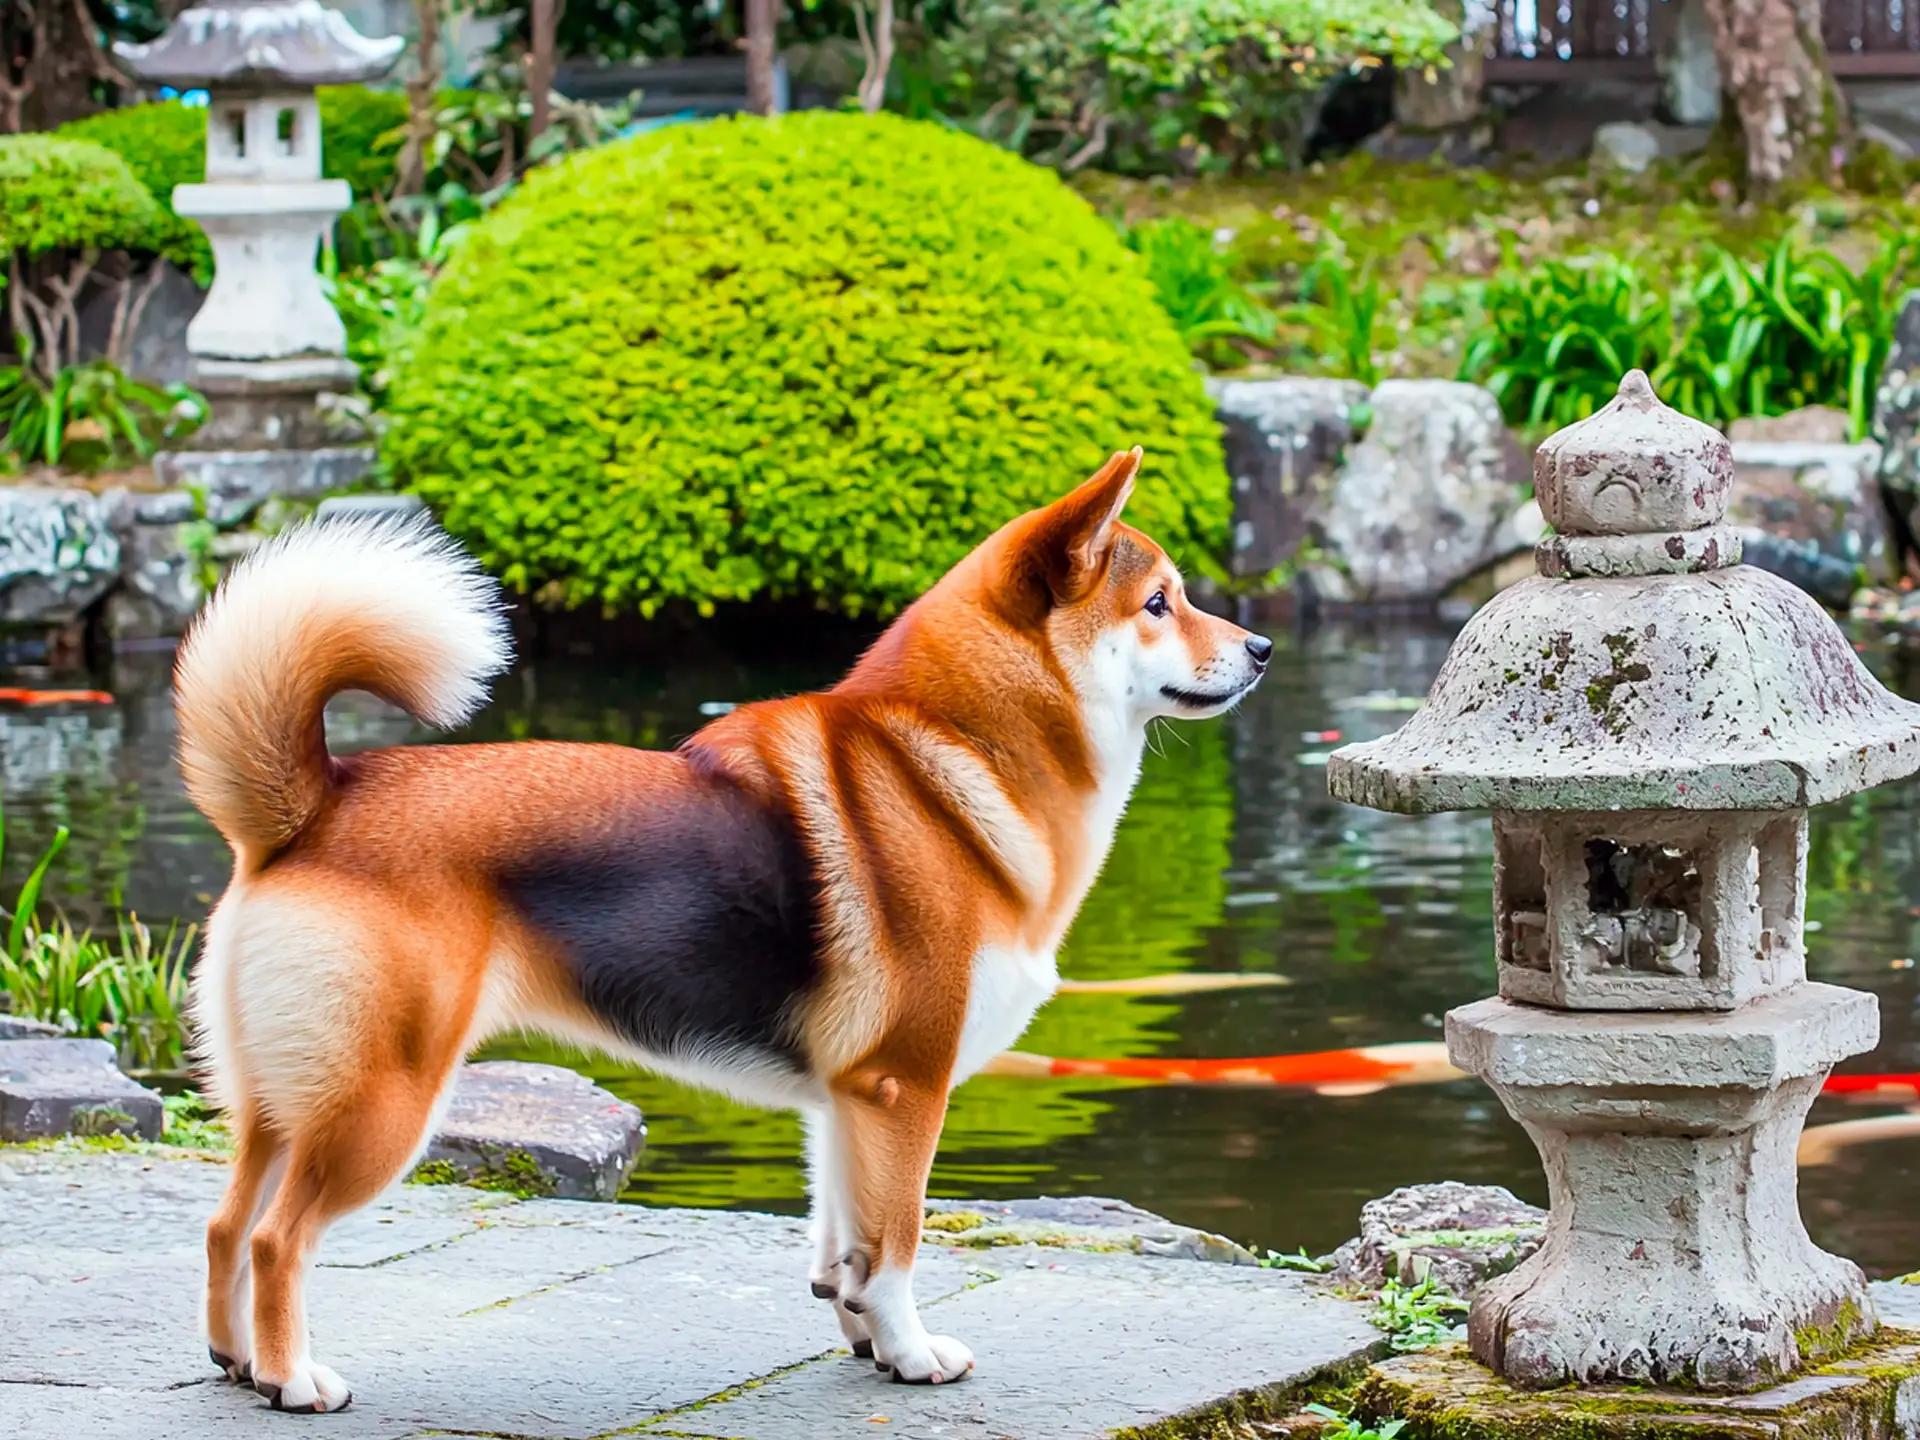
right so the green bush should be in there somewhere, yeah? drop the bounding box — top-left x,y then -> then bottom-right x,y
1106,0 -> 1457,172
384,111 -> 1229,617
0,135 -> 177,263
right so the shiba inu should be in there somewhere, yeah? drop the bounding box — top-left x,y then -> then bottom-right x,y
175,447 -> 1270,1411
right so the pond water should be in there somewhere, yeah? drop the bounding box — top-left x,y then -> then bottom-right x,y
4,621 -> 1919,1274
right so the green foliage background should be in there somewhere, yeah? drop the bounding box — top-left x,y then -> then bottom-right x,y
0,136 -> 183,266
383,110 -> 1230,618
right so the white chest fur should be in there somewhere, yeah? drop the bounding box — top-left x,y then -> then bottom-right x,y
953,945 -> 1059,1086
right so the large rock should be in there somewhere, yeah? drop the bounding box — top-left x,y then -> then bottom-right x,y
1874,289 -> 1920,581
0,1038 -> 163,1141
418,1061 -> 646,1201
0,488 -> 121,626
1592,120 -> 1664,173
1320,380 -> 1532,603
924,1196 -> 1259,1264
1726,408 -> 1883,603
1211,376 -> 1368,579
1329,1181 -> 1546,1297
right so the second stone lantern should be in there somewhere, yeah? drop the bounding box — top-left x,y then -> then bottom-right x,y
1329,371 -> 1920,1390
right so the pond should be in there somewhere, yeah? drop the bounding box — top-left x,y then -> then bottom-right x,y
4,621 -> 1918,1274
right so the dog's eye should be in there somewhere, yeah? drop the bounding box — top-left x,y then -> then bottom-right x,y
1144,591 -> 1169,618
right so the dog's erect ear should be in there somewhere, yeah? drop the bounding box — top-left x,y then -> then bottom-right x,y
1026,447 -> 1141,605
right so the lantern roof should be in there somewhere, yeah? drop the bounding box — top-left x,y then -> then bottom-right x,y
116,0 -> 402,91
1327,372 -> 1920,814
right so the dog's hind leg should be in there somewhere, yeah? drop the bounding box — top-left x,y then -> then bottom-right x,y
246,1070 -> 446,1414
804,1108 -> 874,1358
204,1105 -> 286,1383
832,1074 -> 972,1385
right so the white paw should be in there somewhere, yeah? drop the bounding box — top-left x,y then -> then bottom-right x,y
881,1333 -> 974,1385
835,1297 -> 873,1352
256,1360 -> 352,1413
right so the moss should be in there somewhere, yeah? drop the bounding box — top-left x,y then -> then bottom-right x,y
923,1210 -> 988,1234
1792,1295 -> 1870,1366
67,1105 -> 139,1138
1584,632 -> 1652,737
407,1147 -> 555,1199
1345,1332 -> 1920,1440
1112,1358 -> 1380,1440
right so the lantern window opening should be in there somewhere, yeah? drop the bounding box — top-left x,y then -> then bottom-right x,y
1579,837 -> 1706,978
1756,815 -> 1805,973
1496,824 -> 1552,973
276,106 -> 298,157
226,107 -> 246,158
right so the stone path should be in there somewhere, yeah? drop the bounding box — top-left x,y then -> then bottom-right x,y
0,1149 -> 1380,1440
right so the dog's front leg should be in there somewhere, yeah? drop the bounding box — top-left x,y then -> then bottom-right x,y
827,1071 -> 972,1384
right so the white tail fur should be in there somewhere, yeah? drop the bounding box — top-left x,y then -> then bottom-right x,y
174,514 -> 512,859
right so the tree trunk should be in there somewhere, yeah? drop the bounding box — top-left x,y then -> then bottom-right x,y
395,0 -> 446,197
1,0 -> 128,133
745,0 -> 778,116
1699,0 -> 1844,191
528,0 -> 560,146
1393,0 -> 1485,131
854,0 -> 893,116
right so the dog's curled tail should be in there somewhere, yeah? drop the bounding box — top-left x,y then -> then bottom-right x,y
175,514 -> 512,860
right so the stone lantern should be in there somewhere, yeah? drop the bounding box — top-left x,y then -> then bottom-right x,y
109,2 -> 401,637
117,1 -> 400,366
1329,371 -> 1920,1391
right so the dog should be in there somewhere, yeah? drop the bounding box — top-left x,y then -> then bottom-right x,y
175,447 -> 1270,1412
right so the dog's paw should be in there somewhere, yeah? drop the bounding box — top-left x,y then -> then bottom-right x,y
208,1347 -> 251,1385
881,1334 -> 974,1385
254,1360 -> 352,1414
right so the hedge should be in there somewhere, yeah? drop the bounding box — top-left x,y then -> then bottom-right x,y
383,111 -> 1231,617
0,136 -> 177,263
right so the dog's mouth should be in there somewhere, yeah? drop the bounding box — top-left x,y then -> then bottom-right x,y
1160,682 -> 1252,711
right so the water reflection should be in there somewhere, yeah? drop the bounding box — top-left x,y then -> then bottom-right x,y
1,621 -> 1916,1272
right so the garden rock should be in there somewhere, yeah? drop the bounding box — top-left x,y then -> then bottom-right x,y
1874,289 -> 1920,581
0,489 -> 121,627
1329,1182 -> 1546,1296
1320,379 -> 1531,603
0,1038 -> 163,1141
924,1196 -> 1259,1264
1210,376 -> 1369,579
74,259 -> 203,387
99,508 -> 206,643
417,1061 -> 646,1201
1591,120 -> 1664,172
1726,414 -> 1884,597
0,1015 -> 61,1040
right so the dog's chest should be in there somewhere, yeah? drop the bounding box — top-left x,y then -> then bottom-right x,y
952,944 -> 1058,1086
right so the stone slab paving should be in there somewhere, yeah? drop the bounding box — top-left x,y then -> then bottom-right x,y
0,1149 -> 1379,1440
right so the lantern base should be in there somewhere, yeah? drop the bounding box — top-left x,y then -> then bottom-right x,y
1447,986 -> 1881,1390
1350,1336 -> 1920,1440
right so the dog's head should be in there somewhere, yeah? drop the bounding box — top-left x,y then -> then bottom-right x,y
991,447 -> 1271,724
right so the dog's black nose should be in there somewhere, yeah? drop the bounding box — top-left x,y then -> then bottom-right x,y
1245,635 -> 1274,666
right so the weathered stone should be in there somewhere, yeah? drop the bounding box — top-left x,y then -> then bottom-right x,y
1591,120 -> 1664,172
0,1015 -> 61,1040
1874,290 -> 1920,582
1450,987 -> 1880,1388
0,1039 -> 163,1141
74,259 -> 204,387
1725,425 -> 1884,596
1331,370 -> 1907,1395
151,445 -> 374,521
100,513 -> 207,643
187,356 -> 370,451
1394,0 -> 1487,129
1210,376 -> 1368,579
0,1148 -> 1381,1439
1353,1338 -> 1920,1440
1321,379 -> 1531,603
1328,1182 -> 1546,1296
418,1061 -> 646,1201
0,488 -> 121,626
924,1196 -> 1259,1264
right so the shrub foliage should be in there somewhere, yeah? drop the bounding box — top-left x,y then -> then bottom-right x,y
384,111 -> 1229,617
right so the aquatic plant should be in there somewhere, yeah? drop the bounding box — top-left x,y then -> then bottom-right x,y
0,793 -> 196,1071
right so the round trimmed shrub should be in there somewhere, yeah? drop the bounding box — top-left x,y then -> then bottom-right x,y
0,136 -> 173,260
383,111 -> 1230,617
